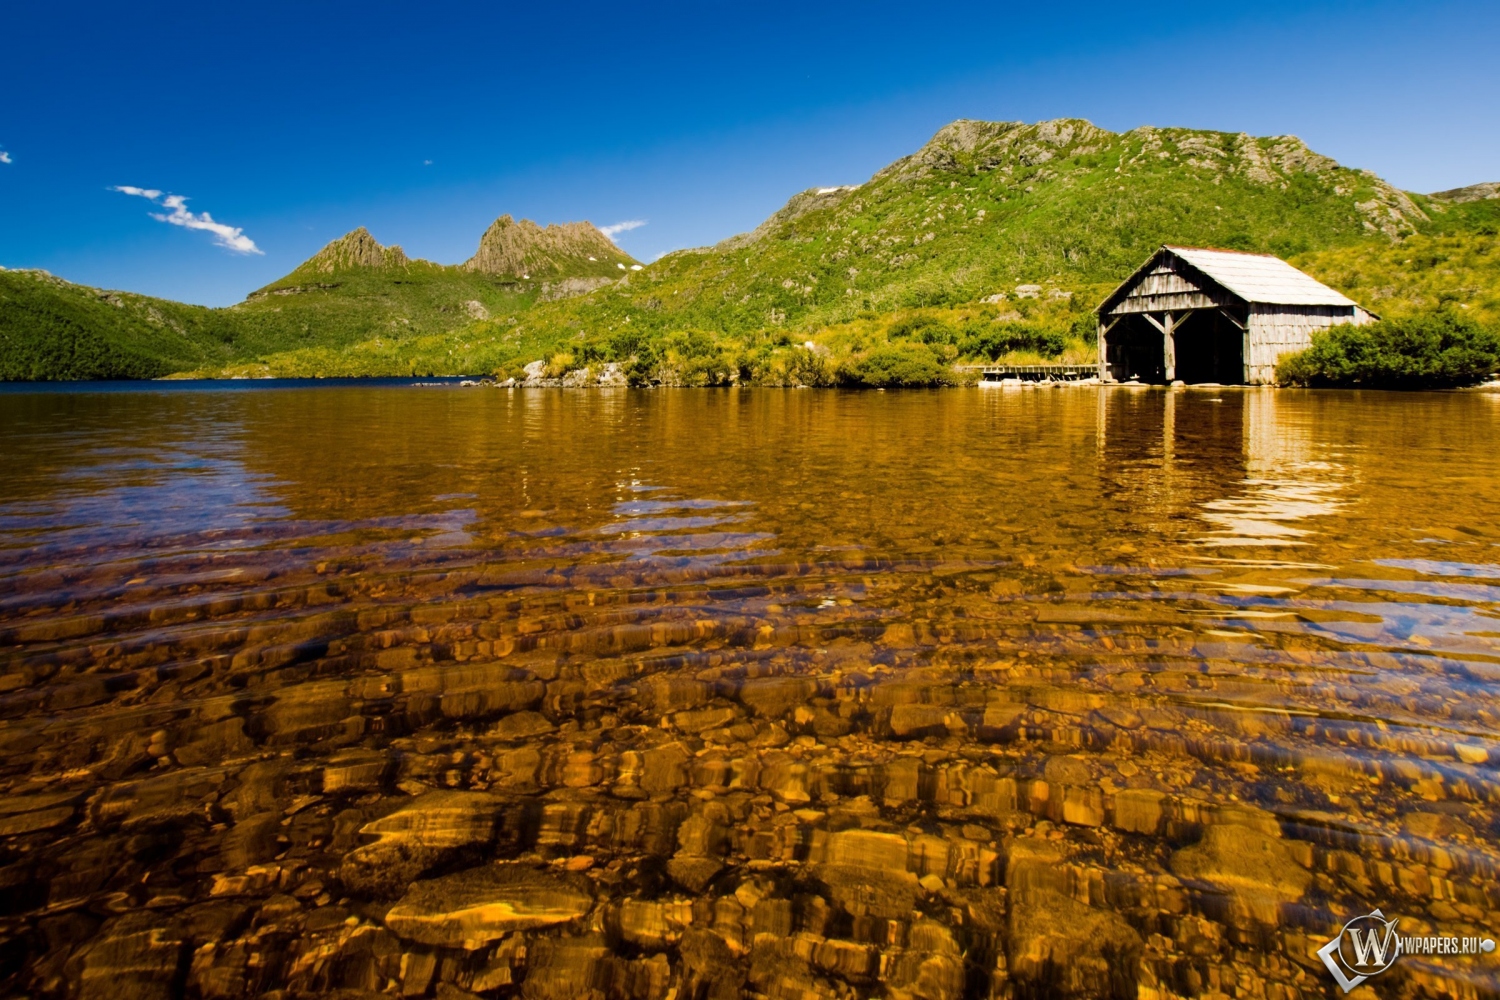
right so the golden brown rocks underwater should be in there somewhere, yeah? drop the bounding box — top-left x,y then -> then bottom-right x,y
0,384 -> 1498,1000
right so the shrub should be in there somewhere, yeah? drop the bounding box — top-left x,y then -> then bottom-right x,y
677,350 -> 737,386
959,322 -> 1067,360
1276,311 -> 1500,389
838,343 -> 954,387
784,347 -> 837,387
886,314 -> 959,345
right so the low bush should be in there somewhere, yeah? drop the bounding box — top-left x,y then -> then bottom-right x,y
838,343 -> 954,387
887,314 -> 959,346
784,347 -> 837,387
959,322 -> 1067,360
1277,311 -> 1500,389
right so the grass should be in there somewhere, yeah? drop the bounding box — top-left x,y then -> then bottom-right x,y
1294,229 -> 1500,330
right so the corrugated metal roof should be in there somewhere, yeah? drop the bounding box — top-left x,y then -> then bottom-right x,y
1164,246 -> 1357,307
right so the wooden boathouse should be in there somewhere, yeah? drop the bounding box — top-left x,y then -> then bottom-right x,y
1097,245 -> 1375,385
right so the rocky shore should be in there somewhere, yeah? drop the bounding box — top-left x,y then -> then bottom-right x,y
491,360 -> 630,389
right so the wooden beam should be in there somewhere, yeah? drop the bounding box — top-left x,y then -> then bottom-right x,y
1163,312 -> 1177,382
1141,312 -> 1166,335
1217,307 -> 1246,331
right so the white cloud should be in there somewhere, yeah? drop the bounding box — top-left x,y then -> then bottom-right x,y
110,185 -> 262,255
599,219 -> 646,241
423,159 -> 433,166
0,151 -> 12,165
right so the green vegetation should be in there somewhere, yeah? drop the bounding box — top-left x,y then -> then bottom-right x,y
3,118 -> 1498,386
1276,311 -> 1500,389
231,262 -> 538,353
1295,229 -> 1500,330
837,343 -> 960,387
0,269 -> 238,380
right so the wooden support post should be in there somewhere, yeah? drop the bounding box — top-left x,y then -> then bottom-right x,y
1163,311 -> 1177,382
1097,319 -> 1107,381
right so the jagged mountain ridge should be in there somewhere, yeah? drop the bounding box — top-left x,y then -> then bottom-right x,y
258,215 -> 638,293
298,227 -> 412,274
464,215 -> 635,279
725,118 -> 1431,260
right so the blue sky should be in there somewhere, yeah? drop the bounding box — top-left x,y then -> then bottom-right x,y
2,0 -> 1497,306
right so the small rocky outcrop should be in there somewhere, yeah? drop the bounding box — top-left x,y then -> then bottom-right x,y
497,360 -> 628,388
538,275 -> 618,301
1431,181 -> 1500,203
715,185 -> 862,252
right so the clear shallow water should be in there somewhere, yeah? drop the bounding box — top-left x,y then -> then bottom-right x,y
0,384 -> 1498,999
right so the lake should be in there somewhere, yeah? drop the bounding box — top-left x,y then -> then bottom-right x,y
1,383 -> 1497,999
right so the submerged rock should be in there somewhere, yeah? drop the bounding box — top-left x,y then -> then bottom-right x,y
1007,838 -> 1143,999
1169,817 -> 1311,924
384,864 -> 593,949
341,791 -> 506,895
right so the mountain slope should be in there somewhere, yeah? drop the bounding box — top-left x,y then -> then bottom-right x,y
229,227 -> 541,352
304,118 -> 1456,380
0,268 -> 245,380
186,119 -> 1499,381
0,218 -> 639,379
3,118 -> 1496,382
542,119 -> 1431,337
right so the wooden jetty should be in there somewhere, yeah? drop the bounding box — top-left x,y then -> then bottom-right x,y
967,364 -> 1098,383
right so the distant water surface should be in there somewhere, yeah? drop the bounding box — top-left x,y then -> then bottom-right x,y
0,385 -> 1497,998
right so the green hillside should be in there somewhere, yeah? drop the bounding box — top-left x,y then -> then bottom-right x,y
3,118 -> 1497,383
207,119 -> 1486,382
0,220 -> 640,380
0,269 -> 240,380
1295,194 -> 1500,329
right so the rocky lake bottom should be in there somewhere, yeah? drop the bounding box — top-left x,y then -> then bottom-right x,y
0,384 -> 1497,1000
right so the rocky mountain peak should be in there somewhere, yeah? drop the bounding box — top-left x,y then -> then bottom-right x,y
301,228 -> 411,274
463,216 -> 635,279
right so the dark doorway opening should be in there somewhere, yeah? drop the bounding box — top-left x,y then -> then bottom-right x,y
1173,311 -> 1244,384
1104,315 -> 1164,382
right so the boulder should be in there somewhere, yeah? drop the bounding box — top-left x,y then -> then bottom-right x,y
1169,819 -> 1310,924
885,919 -> 964,1000
70,913 -> 184,1000
1007,837 -> 1143,999
384,864 -> 593,950
341,791 -> 505,895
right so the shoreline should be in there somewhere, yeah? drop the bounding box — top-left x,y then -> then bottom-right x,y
3,376 -> 1495,394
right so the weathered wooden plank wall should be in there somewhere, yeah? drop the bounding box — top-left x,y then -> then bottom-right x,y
1105,262 -> 1238,316
1245,305 -> 1363,383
